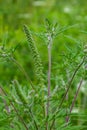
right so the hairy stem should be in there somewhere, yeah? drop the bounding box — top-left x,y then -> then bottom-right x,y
66,79 -> 83,123
46,34 -> 52,130
47,44 -> 51,116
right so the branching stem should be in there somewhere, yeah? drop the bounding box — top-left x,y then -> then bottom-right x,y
50,58 -> 84,130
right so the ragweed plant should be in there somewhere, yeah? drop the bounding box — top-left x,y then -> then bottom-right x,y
0,20 -> 87,130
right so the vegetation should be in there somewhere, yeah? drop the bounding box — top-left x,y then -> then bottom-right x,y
0,0 -> 87,130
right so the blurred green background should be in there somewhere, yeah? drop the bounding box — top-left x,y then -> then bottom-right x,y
0,0 -> 87,84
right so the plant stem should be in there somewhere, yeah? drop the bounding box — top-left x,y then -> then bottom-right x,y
66,79 -> 83,123
58,58 -> 84,110
50,58 -> 84,130
65,90 -> 69,123
46,34 -> 52,130
0,88 -> 10,113
47,44 -> 51,116
0,85 -> 28,130
28,108 -> 38,130
10,57 -> 35,91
